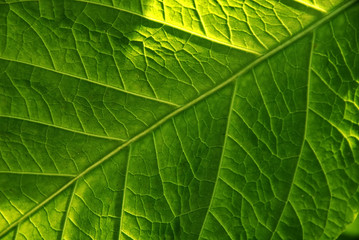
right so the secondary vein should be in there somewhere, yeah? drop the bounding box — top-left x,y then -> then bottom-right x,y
197,80 -> 238,239
268,29 -> 315,240
0,56 -> 180,108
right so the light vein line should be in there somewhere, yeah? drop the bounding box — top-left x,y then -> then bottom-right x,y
197,80 -> 238,239
60,181 -> 78,240
0,0 -> 356,236
0,0 -> 37,4
152,132 -> 176,217
0,115 -> 125,141
0,171 -> 76,177
171,119 -> 196,177
306,140 -> 332,239
269,30 -> 316,240
0,56 -> 180,108
118,146 -> 131,240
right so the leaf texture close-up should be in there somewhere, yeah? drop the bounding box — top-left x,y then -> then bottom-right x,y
0,0 -> 358,239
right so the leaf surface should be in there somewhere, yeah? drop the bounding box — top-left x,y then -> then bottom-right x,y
0,0 -> 358,239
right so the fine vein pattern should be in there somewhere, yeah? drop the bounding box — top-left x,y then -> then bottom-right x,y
0,0 -> 358,239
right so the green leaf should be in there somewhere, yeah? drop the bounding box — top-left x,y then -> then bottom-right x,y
0,0 -> 358,239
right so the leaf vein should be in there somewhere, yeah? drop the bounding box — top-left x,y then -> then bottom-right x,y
269,30 -> 315,239
0,56 -> 180,108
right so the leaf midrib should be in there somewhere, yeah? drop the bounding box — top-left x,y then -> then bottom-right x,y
0,0 -> 357,237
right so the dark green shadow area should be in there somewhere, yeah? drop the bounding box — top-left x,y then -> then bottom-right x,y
338,216 -> 359,240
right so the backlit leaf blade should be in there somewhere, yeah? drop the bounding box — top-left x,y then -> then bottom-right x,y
0,0 -> 358,239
